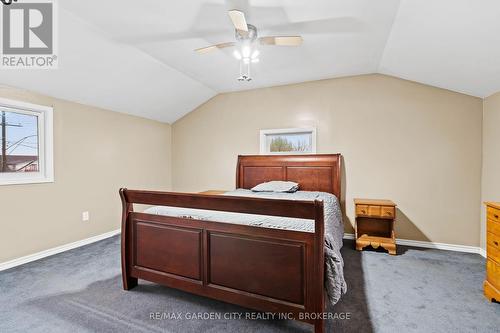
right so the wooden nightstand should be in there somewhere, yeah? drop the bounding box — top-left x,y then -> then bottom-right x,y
199,190 -> 228,195
354,199 -> 397,255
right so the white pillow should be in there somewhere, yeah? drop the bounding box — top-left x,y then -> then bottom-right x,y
251,181 -> 300,193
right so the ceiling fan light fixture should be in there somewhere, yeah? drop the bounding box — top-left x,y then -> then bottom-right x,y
233,50 -> 242,60
242,45 -> 251,58
251,58 -> 259,63
251,50 -> 260,59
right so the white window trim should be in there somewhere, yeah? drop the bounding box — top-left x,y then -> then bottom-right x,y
0,97 -> 54,186
259,127 -> 317,155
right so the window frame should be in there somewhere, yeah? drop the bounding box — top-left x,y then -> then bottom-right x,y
259,127 -> 317,155
0,97 -> 54,186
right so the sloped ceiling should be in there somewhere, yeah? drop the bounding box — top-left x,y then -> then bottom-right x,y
1,0 -> 499,123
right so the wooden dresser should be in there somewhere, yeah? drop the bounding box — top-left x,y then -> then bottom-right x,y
354,199 -> 397,255
485,202 -> 500,303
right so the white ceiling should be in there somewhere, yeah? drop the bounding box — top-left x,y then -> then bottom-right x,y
1,0 -> 500,123
379,0 -> 500,98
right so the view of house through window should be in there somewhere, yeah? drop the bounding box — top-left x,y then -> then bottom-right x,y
0,110 -> 40,173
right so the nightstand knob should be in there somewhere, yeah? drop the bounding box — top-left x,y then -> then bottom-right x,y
361,210 -> 366,214
495,241 -> 499,247
495,214 -> 499,219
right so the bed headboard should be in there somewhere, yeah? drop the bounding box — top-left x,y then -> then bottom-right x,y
236,154 -> 342,199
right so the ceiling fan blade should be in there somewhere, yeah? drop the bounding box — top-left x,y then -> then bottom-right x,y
259,36 -> 303,46
195,42 -> 235,54
228,10 -> 248,32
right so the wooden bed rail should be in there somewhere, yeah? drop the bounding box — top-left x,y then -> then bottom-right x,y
120,188 -> 321,219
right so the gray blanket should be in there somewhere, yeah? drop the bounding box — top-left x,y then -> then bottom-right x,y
144,189 -> 347,305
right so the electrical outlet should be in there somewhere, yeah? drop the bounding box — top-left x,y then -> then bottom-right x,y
82,211 -> 90,222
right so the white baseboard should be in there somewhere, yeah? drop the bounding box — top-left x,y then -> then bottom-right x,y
0,229 -> 121,272
344,233 -> 486,257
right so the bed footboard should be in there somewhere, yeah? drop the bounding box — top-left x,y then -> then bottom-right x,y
119,189 -> 326,333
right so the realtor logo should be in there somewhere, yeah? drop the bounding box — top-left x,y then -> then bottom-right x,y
1,0 -> 58,68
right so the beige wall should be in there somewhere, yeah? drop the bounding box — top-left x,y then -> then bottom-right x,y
481,91 -> 500,249
172,74 -> 483,246
0,86 -> 172,263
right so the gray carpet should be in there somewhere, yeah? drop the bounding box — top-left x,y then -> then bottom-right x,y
0,236 -> 499,333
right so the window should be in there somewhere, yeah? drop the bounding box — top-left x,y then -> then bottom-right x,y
0,98 -> 53,185
260,128 -> 316,155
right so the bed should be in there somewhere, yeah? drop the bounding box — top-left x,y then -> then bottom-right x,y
119,154 -> 344,333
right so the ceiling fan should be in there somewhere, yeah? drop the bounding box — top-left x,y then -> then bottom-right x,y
195,10 -> 303,82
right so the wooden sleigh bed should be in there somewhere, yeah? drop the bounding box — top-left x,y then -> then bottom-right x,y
119,154 -> 342,333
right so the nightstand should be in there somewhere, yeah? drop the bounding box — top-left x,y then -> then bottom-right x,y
199,190 -> 228,195
354,199 -> 397,255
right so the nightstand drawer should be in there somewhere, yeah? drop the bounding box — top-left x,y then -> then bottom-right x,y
488,219 -> 500,237
356,205 -> 369,216
487,259 -> 500,291
487,232 -> 500,263
381,206 -> 395,218
367,205 -> 381,216
488,207 -> 500,223
356,204 -> 395,218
